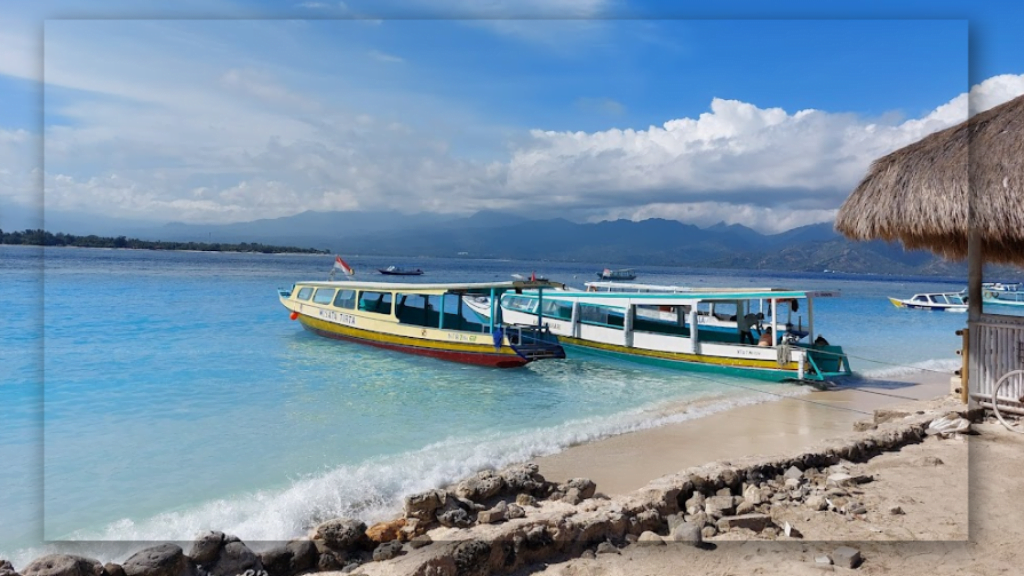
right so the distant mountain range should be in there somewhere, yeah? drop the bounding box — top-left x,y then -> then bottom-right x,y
14,208 -> 1022,278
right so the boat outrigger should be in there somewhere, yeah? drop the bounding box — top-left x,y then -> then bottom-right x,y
278,280 -> 566,368
470,287 -> 851,382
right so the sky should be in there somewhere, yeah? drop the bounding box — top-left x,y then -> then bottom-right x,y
1,1 -> 1023,234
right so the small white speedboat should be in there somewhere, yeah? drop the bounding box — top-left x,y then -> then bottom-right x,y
888,291 -> 967,312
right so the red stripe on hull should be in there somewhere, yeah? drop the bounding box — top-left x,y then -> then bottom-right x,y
304,325 -> 528,368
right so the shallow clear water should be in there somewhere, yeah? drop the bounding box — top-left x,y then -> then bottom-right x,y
1,246 -> 969,563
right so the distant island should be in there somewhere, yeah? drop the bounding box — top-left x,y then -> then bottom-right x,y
0,229 -> 329,254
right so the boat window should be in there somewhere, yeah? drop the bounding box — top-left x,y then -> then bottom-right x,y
949,295 -> 964,305
358,291 -> 393,315
296,287 -> 313,301
579,304 -> 616,327
502,295 -> 537,313
396,294 -> 434,326
333,289 -> 357,309
312,288 -> 336,304
927,295 -> 940,303
540,299 -> 573,320
912,295 -> 928,302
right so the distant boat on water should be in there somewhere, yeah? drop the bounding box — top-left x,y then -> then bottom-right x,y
597,268 -> 637,281
379,266 -> 424,276
888,291 -> 967,312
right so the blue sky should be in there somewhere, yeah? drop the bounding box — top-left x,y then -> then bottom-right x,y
0,0 -> 1022,233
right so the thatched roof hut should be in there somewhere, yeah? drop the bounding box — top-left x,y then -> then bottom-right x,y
835,94 -> 1024,265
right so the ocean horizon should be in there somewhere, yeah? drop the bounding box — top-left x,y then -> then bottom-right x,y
1,245 -> 967,565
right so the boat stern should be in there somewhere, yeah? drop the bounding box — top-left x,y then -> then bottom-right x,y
505,324 -> 566,361
804,345 -> 852,380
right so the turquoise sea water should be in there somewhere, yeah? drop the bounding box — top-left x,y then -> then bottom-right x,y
1,246 -> 970,564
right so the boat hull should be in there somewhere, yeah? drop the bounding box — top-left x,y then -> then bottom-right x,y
559,336 -> 811,381
889,297 -> 967,312
378,269 -> 424,276
296,312 -> 529,368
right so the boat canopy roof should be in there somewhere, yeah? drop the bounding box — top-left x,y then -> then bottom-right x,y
293,279 -> 564,295
585,281 -> 775,293
517,287 -> 840,309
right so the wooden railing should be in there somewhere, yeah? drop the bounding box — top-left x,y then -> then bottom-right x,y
969,316 -> 1024,415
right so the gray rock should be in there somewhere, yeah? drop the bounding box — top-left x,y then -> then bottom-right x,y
704,495 -> 737,518
716,513 -> 773,533
515,494 -> 538,507
783,522 -> 803,538
668,522 -> 702,546
409,535 -> 433,549
701,525 -> 718,539
455,470 -> 505,502
735,501 -> 756,515
637,532 -> 664,546
188,531 -> 224,566
1,560 -> 18,576
122,545 -> 191,576
562,487 -> 583,505
312,518 -> 368,551
103,564 -> 125,576
506,503 -> 526,519
436,507 -> 472,528
208,542 -> 261,576
715,487 -> 732,497
580,550 -> 596,560
22,555 -> 104,576
832,546 -> 863,569
372,541 -> 403,562
888,505 -> 905,515
665,513 -> 686,533
742,484 -> 767,506
259,540 -> 316,576
403,490 -> 445,521
815,555 -> 833,565
565,478 -> 597,500
783,465 -> 804,481
500,463 -> 547,495
684,492 -> 705,513
452,540 -> 491,576
784,478 -> 801,490
340,563 -> 360,574
476,501 -> 507,524
595,542 -> 619,555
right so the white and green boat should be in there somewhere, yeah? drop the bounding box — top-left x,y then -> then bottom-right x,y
470,286 -> 851,382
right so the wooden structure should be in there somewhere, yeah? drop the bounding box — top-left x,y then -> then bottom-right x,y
836,94 -> 1024,414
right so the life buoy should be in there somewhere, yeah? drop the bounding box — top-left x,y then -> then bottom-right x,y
290,311 -> 299,320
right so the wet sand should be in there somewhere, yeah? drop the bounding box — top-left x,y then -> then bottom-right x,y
535,371 -> 953,495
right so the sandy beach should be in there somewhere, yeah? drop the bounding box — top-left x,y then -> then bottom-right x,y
534,372 -> 953,496
335,368 -> 1018,576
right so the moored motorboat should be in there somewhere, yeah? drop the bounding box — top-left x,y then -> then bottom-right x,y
378,266 -> 424,276
888,291 -> 967,312
279,280 -> 565,367
596,268 -> 637,281
983,283 -> 1024,307
475,286 -> 849,382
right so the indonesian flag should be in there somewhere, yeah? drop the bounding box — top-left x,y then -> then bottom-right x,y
333,256 -> 355,276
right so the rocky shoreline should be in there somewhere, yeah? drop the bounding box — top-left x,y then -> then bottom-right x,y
1,402 -> 981,576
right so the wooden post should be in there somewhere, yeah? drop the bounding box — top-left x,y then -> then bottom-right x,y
960,327 -> 970,404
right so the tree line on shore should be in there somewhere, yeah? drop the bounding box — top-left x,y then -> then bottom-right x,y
0,229 -> 329,254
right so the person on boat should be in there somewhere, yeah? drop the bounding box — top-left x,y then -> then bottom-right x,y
757,327 -> 774,347
738,312 -> 758,345
814,335 -> 830,347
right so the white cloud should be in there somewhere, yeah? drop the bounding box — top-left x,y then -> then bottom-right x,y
368,49 -> 403,64
20,21 -> 1024,234
969,74 -> 1024,116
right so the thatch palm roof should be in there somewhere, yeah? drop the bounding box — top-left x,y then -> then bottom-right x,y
835,94 -> 1024,265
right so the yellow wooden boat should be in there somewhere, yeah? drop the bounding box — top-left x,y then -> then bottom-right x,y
278,280 -> 566,368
